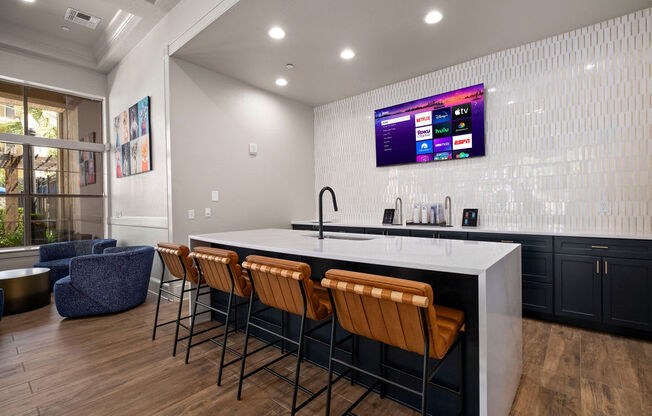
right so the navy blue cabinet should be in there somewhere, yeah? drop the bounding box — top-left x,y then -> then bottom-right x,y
523,281 -> 553,314
410,230 -> 467,240
603,257 -> 652,331
554,254 -> 602,322
365,227 -> 411,236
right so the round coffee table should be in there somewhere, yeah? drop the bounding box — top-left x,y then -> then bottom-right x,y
0,268 -> 50,315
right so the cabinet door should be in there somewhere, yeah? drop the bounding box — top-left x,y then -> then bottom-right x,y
523,281 -> 553,314
554,254 -> 602,322
603,257 -> 652,331
523,252 -> 553,284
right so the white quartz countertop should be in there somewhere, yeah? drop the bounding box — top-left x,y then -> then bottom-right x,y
189,228 -> 520,276
291,220 -> 652,240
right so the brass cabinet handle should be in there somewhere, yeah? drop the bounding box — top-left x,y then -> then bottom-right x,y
501,240 -> 514,243
605,260 -> 608,275
591,245 -> 609,249
596,260 -> 600,274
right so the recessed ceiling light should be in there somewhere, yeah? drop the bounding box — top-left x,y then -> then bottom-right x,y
340,48 -> 355,60
23,0 -> 36,3
268,27 -> 285,40
61,26 -> 71,32
424,10 -> 443,24
275,78 -> 288,87
286,63 -> 294,69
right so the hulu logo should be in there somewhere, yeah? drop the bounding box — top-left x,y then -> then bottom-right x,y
434,126 -> 450,134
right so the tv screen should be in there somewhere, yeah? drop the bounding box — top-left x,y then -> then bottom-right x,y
374,83 -> 485,167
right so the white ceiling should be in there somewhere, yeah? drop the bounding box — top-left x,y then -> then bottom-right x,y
173,0 -> 651,106
0,0 -> 180,72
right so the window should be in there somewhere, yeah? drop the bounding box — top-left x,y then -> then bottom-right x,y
0,79 -> 104,248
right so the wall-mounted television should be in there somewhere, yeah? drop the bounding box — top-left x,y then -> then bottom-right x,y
374,83 -> 485,167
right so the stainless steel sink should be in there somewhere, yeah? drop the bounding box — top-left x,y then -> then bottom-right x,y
304,234 -> 377,241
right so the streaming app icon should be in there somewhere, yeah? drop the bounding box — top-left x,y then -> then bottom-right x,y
414,111 -> 432,127
434,152 -> 452,160
415,125 -> 433,141
432,137 -> 452,152
432,122 -> 451,138
452,103 -> 471,120
455,152 -> 470,159
453,118 -> 472,134
416,154 -> 434,163
416,140 -> 433,155
452,134 -> 472,150
432,108 -> 451,123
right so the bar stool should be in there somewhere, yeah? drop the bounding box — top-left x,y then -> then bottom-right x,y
185,247 -> 251,383
321,269 -> 465,416
153,243 -> 212,356
237,256 -> 351,415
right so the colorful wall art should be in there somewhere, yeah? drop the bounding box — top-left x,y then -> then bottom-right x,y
114,96 -> 151,178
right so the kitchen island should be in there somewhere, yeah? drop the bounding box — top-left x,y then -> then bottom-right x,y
189,228 -> 522,416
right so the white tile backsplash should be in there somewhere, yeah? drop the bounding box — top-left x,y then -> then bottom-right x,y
314,8 -> 651,236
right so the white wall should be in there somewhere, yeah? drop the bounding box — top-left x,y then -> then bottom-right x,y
0,46 -> 106,98
314,8 -> 651,236
168,58 -> 314,243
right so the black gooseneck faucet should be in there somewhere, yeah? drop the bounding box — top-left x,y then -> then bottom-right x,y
318,186 -> 338,239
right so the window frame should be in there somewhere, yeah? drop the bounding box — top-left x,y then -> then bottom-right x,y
0,77 -> 107,249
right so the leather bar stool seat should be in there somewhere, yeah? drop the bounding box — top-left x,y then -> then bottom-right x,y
153,242 -> 205,357
237,255 -> 336,415
322,269 -> 465,415
185,247 -> 252,384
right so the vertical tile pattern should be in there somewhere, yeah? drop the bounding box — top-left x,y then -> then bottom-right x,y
314,8 -> 651,236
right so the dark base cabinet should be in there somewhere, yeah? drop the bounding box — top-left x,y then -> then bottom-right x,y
554,254 -> 602,322
603,257 -> 652,331
291,223 -> 652,337
522,281 -> 553,314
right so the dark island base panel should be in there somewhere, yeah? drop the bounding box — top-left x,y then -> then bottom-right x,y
210,243 -> 479,416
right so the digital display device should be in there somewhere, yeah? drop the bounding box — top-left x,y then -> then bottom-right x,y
374,84 -> 485,167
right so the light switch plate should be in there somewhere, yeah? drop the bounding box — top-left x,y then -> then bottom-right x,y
249,143 -> 258,156
205,208 -> 211,217
188,209 -> 195,220
211,190 -> 219,201
598,200 -> 610,214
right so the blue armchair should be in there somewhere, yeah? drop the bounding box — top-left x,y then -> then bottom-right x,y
53,246 -> 154,318
35,239 -> 117,290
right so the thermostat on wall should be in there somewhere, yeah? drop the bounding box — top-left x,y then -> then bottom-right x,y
249,143 -> 258,156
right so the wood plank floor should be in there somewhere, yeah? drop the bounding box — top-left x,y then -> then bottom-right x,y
0,295 -> 650,416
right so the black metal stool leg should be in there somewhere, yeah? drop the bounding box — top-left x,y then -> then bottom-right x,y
380,343 -> 386,396
185,275 -> 202,364
217,288 -> 235,386
237,290 -> 256,400
152,254 -> 166,340
421,309 -> 430,416
325,309 -> 337,416
172,274 -> 188,357
290,308 -> 307,416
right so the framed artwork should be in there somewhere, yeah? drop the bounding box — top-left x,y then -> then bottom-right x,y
113,96 -> 151,178
79,132 -> 96,186
462,208 -> 478,227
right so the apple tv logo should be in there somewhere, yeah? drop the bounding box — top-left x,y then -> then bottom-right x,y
452,103 -> 471,120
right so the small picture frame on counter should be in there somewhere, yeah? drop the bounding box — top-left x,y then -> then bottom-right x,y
382,209 -> 395,225
462,208 -> 478,227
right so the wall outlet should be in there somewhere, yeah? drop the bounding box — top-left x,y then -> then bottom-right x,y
211,190 -> 219,201
205,208 -> 211,218
249,143 -> 258,156
188,209 -> 195,220
598,200 -> 610,214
